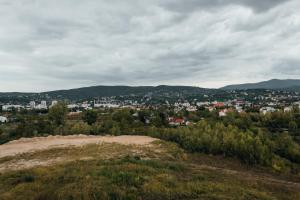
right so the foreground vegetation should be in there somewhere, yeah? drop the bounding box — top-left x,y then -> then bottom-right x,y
0,142 -> 299,200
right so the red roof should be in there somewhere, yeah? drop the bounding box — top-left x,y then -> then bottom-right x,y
174,118 -> 184,123
214,102 -> 225,107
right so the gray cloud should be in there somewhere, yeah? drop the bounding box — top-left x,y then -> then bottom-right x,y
272,59 -> 300,76
161,0 -> 291,13
0,0 -> 299,92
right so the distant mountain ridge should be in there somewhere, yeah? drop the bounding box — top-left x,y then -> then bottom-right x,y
0,85 -> 212,101
42,85 -> 210,100
221,79 -> 300,90
1,79 -> 300,102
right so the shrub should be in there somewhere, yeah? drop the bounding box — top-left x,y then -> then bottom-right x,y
70,122 -> 91,135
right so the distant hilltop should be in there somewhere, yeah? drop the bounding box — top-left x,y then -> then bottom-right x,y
0,85 -> 212,101
220,79 -> 300,90
1,79 -> 300,102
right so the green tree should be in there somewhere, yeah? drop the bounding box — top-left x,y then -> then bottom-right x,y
83,110 -> 98,125
48,102 -> 68,126
288,121 -> 298,133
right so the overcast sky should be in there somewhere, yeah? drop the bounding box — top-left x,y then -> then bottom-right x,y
0,0 -> 300,92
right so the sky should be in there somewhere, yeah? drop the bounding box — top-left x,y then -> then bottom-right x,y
0,0 -> 300,92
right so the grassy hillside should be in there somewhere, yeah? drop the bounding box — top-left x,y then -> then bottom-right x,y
0,141 -> 299,200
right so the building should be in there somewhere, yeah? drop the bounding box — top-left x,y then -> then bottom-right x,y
67,104 -> 78,109
0,116 -> 8,123
196,102 -> 209,107
213,102 -> 225,108
294,102 -> 300,109
186,106 -> 197,112
41,101 -> 47,107
207,106 -> 215,112
2,105 -> 24,111
29,101 -> 36,109
51,101 -> 58,107
182,102 -> 190,107
260,107 -> 277,115
235,105 -> 243,113
219,109 -> 228,117
35,101 -> 47,110
81,102 -> 92,110
284,107 -> 293,113
168,117 -> 185,126
94,103 -> 120,108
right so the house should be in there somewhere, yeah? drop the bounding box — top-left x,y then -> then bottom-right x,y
186,106 -> 197,112
235,105 -> 243,113
67,111 -> 82,116
0,116 -> 8,123
219,109 -> 228,117
207,106 -> 215,112
182,102 -> 190,107
294,102 -> 300,109
80,102 -> 93,110
213,102 -> 225,108
168,117 -> 185,126
284,107 -> 293,113
235,100 -> 245,106
185,121 -> 195,126
260,107 -> 277,115
196,102 -> 209,107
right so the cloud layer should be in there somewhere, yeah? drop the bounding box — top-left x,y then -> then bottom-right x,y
0,0 -> 299,92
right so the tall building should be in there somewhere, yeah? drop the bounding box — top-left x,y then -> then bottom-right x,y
41,101 -> 47,107
29,101 -> 36,109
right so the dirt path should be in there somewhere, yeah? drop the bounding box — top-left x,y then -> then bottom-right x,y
0,135 -> 157,159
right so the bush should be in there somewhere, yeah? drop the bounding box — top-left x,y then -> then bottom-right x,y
90,123 -> 106,135
70,122 -> 91,135
109,125 -> 121,135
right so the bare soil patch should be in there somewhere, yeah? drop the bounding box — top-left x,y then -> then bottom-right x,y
0,135 -> 157,158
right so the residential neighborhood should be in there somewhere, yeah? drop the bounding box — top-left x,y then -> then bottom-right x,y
1,89 -> 300,126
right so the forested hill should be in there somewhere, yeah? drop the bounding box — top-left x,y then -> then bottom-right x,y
221,79 -> 300,90
0,85 -> 212,101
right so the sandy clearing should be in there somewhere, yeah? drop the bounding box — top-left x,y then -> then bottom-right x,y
0,135 -> 157,159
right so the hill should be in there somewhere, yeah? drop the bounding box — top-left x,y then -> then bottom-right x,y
42,85 -> 209,100
0,135 -> 299,200
221,79 -> 300,90
0,85 -> 211,102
